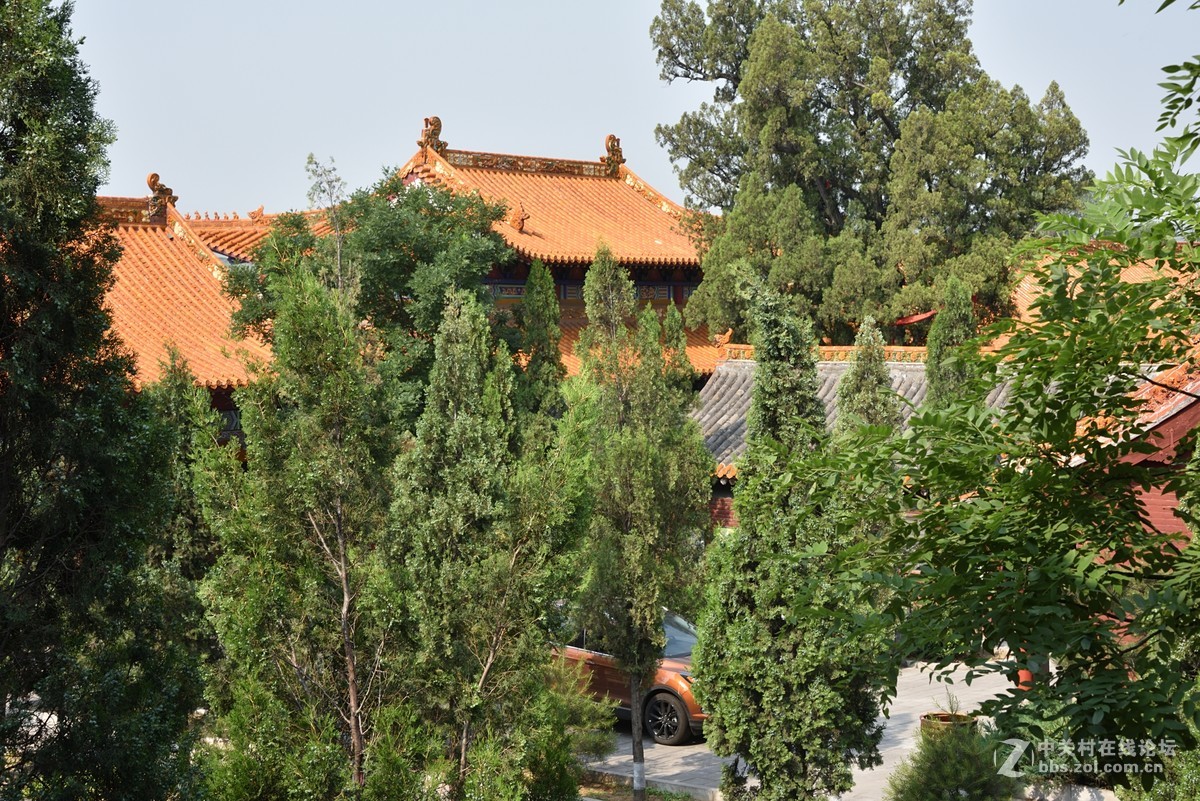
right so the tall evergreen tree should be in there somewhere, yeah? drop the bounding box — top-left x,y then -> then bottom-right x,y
514,259 -> 565,419
654,0 -> 1090,339
745,289 -> 825,451
392,290 -> 601,799
574,246 -> 713,801
0,2 -> 199,796
694,302 -> 895,800
924,274 -> 978,410
196,224 -> 403,796
142,353 -> 225,680
834,317 -> 899,438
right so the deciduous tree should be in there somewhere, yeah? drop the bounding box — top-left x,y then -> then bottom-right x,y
223,174 -> 511,428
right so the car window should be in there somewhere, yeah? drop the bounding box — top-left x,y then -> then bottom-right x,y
662,612 -> 698,659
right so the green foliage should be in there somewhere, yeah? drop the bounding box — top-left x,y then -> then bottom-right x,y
834,317 -> 899,437
0,2 -> 200,797
198,238 -> 401,795
884,727 -> 1020,801
224,174 -> 511,428
696,505 -> 894,801
392,290 -> 601,798
810,141 -> 1200,779
656,0 -> 1090,339
141,353 -> 227,715
924,274 -> 978,410
695,321 -> 897,798
744,288 -> 824,450
573,245 -> 712,785
515,259 -> 566,419
1118,749 -> 1200,801
750,5 -> 1200,775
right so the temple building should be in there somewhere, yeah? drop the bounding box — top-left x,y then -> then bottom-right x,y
99,174 -> 269,435
183,117 -> 721,375
96,123 -> 1196,535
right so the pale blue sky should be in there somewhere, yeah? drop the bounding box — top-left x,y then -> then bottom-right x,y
72,1 -> 1196,215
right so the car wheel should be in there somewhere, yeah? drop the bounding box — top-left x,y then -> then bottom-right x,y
644,691 -> 691,746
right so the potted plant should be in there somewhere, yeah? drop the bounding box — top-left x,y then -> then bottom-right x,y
918,693 -> 976,736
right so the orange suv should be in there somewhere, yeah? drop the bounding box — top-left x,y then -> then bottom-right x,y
557,612 -> 706,746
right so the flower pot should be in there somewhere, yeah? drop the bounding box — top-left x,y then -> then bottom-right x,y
919,711 -> 975,736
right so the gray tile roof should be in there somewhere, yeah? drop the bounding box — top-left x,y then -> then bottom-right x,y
694,360 -> 754,467
692,358 -> 1010,472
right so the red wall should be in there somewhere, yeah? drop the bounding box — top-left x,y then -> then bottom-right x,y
710,495 -> 737,528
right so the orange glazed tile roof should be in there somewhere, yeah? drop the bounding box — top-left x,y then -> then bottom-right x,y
100,187 -> 270,389
558,318 -> 721,377
184,208 -> 332,263
399,120 -> 699,269
1133,361 -> 1200,432
1011,251 -> 1166,323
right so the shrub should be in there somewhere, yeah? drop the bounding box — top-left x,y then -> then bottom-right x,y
1118,750 -> 1200,801
885,724 -> 1020,801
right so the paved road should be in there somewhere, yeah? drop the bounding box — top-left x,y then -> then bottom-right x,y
582,662 -> 1015,801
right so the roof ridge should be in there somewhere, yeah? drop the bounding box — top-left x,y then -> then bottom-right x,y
441,147 -> 619,179
616,163 -> 686,219
166,204 -> 229,281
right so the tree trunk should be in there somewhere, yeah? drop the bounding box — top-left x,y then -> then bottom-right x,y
630,672 -> 646,801
337,522 -> 365,788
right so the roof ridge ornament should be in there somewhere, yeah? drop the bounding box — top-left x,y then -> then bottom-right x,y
602,134 -> 625,177
146,172 -> 177,224
507,201 -> 530,233
418,116 -> 447,158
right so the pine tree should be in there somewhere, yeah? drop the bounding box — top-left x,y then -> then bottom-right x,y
574,246 -> 713,801
1,2 -> 199,796
925,275 -> 978,410
834,317 -> 900,437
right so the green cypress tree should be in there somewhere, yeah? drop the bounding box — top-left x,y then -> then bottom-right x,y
142,353 -> 225,677
515,259 -> 566,419
925,275 -> 978,410
574,246 -> 713,801
392,290 -> 599,798
695,311 -> 895,799
0,2 -> 200,796
834,316 -> 900,438
197,229 -> 401,795
745,288 -> 825,451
